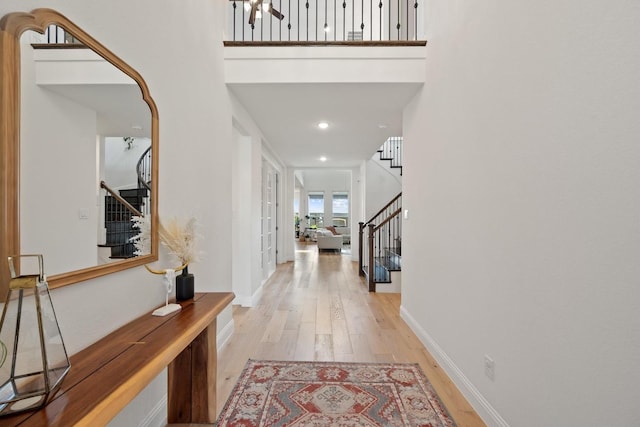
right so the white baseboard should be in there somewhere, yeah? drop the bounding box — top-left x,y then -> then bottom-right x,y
234,280 -> 266,307
252,281 -> 265,306
399,305 -> 510,427
233,294 -> 253,307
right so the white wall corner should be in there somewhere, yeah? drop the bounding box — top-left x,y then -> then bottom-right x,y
231,279 -> 265,308
371,156 -> 402,184
399,305 -> 510,427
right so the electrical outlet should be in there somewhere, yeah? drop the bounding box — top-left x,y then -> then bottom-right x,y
484,355 -> 495,381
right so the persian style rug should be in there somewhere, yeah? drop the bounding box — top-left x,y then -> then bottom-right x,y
215,359 -> 457,427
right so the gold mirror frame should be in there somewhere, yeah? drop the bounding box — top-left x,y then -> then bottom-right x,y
0,8 -> 159,295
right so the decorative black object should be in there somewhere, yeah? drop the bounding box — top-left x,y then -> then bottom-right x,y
175,265 -> 194,302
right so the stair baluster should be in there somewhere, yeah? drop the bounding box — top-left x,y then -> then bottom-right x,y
359,192 -> 402,292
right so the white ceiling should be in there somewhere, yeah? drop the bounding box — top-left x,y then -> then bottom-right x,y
229,82 -> 422,168
42,80 -> 420,169
41,84 -> 151,138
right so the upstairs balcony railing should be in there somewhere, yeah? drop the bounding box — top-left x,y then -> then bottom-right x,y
227,0 -> 422,43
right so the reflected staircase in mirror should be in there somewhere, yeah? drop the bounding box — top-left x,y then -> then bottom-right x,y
137,145 -> 152,213
99,181 -> 145,259
359,192 -> 402,292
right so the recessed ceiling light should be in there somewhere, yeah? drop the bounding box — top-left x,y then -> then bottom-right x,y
319,156 -> 327,162
378,123 -> 387,129
318,122 -> 329,129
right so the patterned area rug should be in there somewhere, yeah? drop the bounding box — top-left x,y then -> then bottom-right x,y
215,360 -> 457,427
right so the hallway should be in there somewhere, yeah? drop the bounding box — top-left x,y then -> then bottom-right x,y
216,241 -> 485,426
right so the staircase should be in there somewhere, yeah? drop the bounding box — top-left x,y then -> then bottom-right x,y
377,136 -> 403,176
359,192 -> 402,292
99,146 -> 152,260
99,183 -> 146,259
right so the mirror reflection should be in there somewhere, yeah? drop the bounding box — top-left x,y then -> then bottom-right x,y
19,27 -> 153,277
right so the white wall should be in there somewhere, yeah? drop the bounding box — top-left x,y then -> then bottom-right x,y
401,1 -> 640,426
104,137 -> 151,190
230,93 -> 285,306
20,39 -> 99,276
231,125 -> 254,307
1,2 -> 234,426
364,158 -> 402,220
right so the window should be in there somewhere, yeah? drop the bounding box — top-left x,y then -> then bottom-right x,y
332,192 -> 349,227
307,192 -> 324,228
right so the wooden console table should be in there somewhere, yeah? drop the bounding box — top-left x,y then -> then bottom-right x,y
0,292 -> 234,426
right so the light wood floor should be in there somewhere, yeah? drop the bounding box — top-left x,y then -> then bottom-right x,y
178,241 -> 485,427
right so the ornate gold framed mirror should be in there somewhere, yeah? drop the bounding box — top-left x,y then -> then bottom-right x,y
0,8 -> 159,295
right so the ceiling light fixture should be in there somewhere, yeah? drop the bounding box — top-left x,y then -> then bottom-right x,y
318,122 -> 329,129
319,156 -> 328,162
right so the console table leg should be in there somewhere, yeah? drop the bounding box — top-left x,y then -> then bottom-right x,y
168,319 -> 217,423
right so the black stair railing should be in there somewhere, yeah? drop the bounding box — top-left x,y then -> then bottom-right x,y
359,192 -> 402,291
136,146 -> 152,216
228,0 -> 421,43
378,136 -> 402,174
100,181 -> 143,259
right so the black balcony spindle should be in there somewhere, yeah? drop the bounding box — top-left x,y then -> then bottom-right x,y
379,1 -> 383,41
288,0 -> 292,40
306,1 -> 309,41
396,0 -> 400,40
343,1 -> 346,40
334,0 -> 337,41
361,0 -> 364,35
232,1 -> 237,41
324,0 -> 328,41
280,0 -> 283,40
